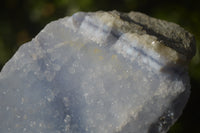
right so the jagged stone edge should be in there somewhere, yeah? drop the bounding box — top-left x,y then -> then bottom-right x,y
107,10 -> 196,60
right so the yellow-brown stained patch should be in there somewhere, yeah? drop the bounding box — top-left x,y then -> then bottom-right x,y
111,54 -> 117,60
94,48 -> 101,54
98,56 -> 104,60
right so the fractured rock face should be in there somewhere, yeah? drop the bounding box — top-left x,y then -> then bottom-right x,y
0,11 -> 196,133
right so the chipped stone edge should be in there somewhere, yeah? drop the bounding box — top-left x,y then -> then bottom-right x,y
92,10 -> 196,63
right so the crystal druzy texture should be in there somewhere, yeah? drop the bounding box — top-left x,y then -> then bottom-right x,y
0,11 -> 196,133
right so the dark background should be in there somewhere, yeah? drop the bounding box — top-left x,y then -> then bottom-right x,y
0,0 -> 199,132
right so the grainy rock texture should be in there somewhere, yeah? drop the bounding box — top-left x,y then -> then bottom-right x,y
0,11 -> 196,133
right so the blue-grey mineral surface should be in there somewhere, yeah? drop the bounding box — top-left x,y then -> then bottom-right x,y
0,11 -> 196,133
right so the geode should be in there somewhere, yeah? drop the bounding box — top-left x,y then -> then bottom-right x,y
0,11 -> 196,133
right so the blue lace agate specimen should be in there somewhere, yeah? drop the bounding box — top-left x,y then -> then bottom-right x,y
0,11 -> 195,133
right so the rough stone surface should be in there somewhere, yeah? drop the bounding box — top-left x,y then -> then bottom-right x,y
0,11 -> 196,133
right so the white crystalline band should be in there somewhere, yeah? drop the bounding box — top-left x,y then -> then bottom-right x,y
113,34 -> 163,71
77,14 -> 182,72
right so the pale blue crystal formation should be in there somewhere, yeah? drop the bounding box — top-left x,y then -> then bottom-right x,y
0,11 -> 195,133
